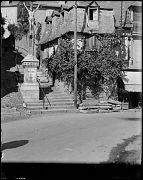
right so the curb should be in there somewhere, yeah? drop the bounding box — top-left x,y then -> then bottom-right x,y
1,108 -> 141,124
79,109 -> 141,113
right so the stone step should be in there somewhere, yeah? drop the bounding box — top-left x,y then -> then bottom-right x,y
26,100 -> 43,103
51,88 -> 70,92
39,83 -> 52,87
80,103 -> 112,107
45,97 -> 73,101
44,98 -> 74,103
27,106 -> 44,109
26,103 -> 43,107
81,99 -> 98,102
27,105 -> 75,110
79,105 -> 113,110
30,108 -> 79,114
47,101 -> 74,105
26,98 -> 73,104
27,101 -> 74,107
47,88 -> 67,92
45,94 -> 73,98
46,92 -> 73,97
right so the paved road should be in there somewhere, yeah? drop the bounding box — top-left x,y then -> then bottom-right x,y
1,111 -> 141,163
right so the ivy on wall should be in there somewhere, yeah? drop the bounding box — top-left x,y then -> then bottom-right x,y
42,32 -> 126,101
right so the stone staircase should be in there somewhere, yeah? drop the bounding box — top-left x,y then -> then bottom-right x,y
78,88 -> 122,113
25,79 -> 78,114
21,68 -> 123,114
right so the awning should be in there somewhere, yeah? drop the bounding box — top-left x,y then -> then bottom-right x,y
123,71 -> 142,92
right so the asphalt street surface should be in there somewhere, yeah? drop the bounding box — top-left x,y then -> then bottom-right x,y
1,110 -> 141,163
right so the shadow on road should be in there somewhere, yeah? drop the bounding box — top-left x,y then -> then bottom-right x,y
1,140 -> 29,151
108,135 -> 141,164
122,118 -> 141,121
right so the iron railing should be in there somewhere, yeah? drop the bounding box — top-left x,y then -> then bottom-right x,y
37,78 -> 51,109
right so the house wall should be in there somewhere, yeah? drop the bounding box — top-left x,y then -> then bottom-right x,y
130,37 -> 142,69
61,7 -> 91,35
126,5 -> 142,70
87,7 -> 99,30
41,39 -> 59,60
99,9 -> 114,33
42,44 -> 58,60
1,6 -> 17,24
1,6 -> 17,39
34,9 -> 47,35
123,4 -> 142,108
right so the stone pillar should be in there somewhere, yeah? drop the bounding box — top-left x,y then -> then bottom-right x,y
20,54 -> 39,102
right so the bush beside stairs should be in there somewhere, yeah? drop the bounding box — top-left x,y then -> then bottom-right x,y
78,89 -> 124,113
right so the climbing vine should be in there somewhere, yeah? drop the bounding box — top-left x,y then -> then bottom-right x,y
42,32 -> 126,101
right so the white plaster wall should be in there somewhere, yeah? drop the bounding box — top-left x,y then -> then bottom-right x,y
132,39 -> 142,69
42,48 -> 49,59
1,7 -> 17,24
48,47 -> 54,57
1,6 -> 17,38
47,44 -> 58,58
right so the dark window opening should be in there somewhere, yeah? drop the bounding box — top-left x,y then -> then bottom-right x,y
45,16 -> 52,24
89,8 -> 98,20
61,11 -> 64,20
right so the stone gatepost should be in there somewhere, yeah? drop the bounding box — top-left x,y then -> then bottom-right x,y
20,54 -> 39,102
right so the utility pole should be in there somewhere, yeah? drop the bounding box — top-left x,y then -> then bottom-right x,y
120,1 -> 124,55
121,1 -> 123,27
74,1 -> 77,108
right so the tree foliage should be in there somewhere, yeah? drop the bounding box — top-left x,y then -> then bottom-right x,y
43,32 -> 126,101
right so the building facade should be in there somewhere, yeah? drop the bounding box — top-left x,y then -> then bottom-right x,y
1,1 -> 141,107
39,1 -> 115,61
122,1 -> 142,108
1,1 -> 18,38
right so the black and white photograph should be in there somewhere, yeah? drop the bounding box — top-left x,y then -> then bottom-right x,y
1,1 -> 142,179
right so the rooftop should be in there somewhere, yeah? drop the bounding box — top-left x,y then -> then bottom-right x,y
1,1 -> 20,6
128,1 -> 142,8
39,2 -> 115,45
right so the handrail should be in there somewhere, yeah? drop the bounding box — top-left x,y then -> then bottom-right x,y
37,78 -> 51,108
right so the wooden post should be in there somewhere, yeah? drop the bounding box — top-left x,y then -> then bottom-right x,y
74,1 -> 77,108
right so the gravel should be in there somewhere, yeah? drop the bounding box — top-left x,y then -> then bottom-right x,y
1,91 -> 30,117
